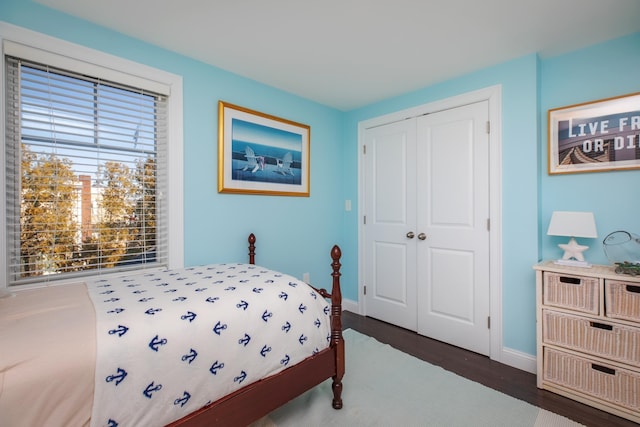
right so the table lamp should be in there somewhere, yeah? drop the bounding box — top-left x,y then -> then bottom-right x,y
547,211 -> 598,267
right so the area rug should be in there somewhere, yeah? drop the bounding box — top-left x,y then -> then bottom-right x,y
253,329 -> 583,427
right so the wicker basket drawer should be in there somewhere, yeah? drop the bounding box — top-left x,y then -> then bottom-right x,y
543,310 -> 640,368
543,272 -> 599,314
605,280 -> 640,322
543,348 -> 640,413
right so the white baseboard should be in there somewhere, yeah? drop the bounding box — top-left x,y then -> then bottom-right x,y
341,298 -> 359,314
497,346 -> 537,374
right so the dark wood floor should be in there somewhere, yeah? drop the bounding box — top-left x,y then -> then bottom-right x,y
342,310 -> 638,427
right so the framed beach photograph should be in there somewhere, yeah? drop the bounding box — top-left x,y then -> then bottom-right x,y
218,101 -> 310,196
548,92 -> 640,175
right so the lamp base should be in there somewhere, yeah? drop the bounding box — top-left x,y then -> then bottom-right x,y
553,259 -> 592,268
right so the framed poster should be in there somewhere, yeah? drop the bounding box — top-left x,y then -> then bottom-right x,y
548,92 -> 640,174
218,101 -> 310,196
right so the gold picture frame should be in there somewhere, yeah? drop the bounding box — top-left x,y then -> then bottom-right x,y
218,101 -> 310,196
548,92 -> 640,174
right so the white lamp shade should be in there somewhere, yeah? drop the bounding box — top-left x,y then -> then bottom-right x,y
547,211 -> 598,238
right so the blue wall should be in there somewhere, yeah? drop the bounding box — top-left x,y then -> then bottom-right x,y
2,0 -> 639,358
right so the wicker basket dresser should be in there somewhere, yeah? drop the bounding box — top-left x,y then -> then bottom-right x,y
533,261 -> 640,423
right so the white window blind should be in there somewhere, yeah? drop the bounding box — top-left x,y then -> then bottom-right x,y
5,56 -> 169,286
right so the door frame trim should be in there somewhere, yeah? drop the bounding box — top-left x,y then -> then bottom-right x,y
357,85 -> 503,362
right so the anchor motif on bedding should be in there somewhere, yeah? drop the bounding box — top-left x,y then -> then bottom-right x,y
236,300 -> 249,310
314,318 -> 321,328
126,283 -> 141,287
107,308 -> 125,314
264,279 -> 274,283
209,360 -> 225,375
156,282 -> 169,287
143,381 -> 162,398
100,290 -> 115,295
288,281 -> 298,287
103,297 -> 120,303
138,297 -> 154,302
281,321 -> 291,332
181,348 -> 198,364
107,419 -> 118,427
181,311 -> 196,322
298,334 -> 308,345
145,308 -> 163,315
174,391 -> 191,407
225,286 -> 236,291
260,345 -> 272,357
108,325 -> 129,337
280,355 -> 290,366
105,367 -> 127,386
163,289 -> 177,293
323,306 -> 330,315
262,310 -> 273,322
148,335 -> 168,351
173,296 -> 187,302
238,333 -> 251,346
252,287 -> 263,293
298,303 -> 307,313
195,288 -> 208,292
132,290 -> 147,294
279,292 -> 288,300
205,296 -> 219,303
234,370 -> 247,384
213,321 -> 227,335
309,291 -> 317,299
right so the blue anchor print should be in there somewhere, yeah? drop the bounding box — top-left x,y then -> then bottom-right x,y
181,311 -> 197,322
164,289 -> 177,293
185,282 -> 197,286
239,279 -> 249,283
280,355 -> 290,366
323,306 -> 330,315
205,296 -> 219,302
107,308 -> 125,314
281,321 -> 291,333
100,290 -> 115,295
234,371 -> 247,384
103,297 -> 120,303
213,321 -> 227,335
156,282 -> 169,286
260,345 -> 271,357
224,286 -> 236,291
195,288 -> 208,292
262,310 -> 273,322
209,360 -> 225,375
143,381 -> 162,398
298,334 -> 308,345
174,391 -> 191,407
126,283 -> 141,287
236,300 -> 249,310
176,276 -> 187,281
132,290 -> 147,294
105,367 -> 127,386
138,297 -> 154,302
108,325 -> 129,337
314,318 -> 322,328
181,348 -> 198,364
279,292 -> 288,300
264,279 -> 274,284
288,281 -> 298,287
173,296 -> 187,302
252,287 -> 263,293
145,308 -> 163,315
313,347 -> 320,355
298,304 -> 307,314
148,335 -> 168,352
309,291 -> 317,299
123,278 -> 134,282
107,419 -> 118,427
238,333 -> 251,346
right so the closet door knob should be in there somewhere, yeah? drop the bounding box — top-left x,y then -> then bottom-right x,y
418,233 -> 427,240
406,232 -> 415,239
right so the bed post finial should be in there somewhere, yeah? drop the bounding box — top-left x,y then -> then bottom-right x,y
248,233 -> 256,265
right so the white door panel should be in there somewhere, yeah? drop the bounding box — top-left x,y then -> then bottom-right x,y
364,120 -> 417,331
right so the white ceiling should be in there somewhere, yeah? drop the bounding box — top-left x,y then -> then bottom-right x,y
36,0 -> 640,111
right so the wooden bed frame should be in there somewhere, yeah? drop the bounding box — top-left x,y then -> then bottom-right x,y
169,233 -> 345,426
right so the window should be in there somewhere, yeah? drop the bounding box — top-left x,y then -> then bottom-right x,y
1,24 -> 184,288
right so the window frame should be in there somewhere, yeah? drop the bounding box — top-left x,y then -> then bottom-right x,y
0,22 -> 184,290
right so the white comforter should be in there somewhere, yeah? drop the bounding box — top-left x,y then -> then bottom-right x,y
87,263 -> 331,427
